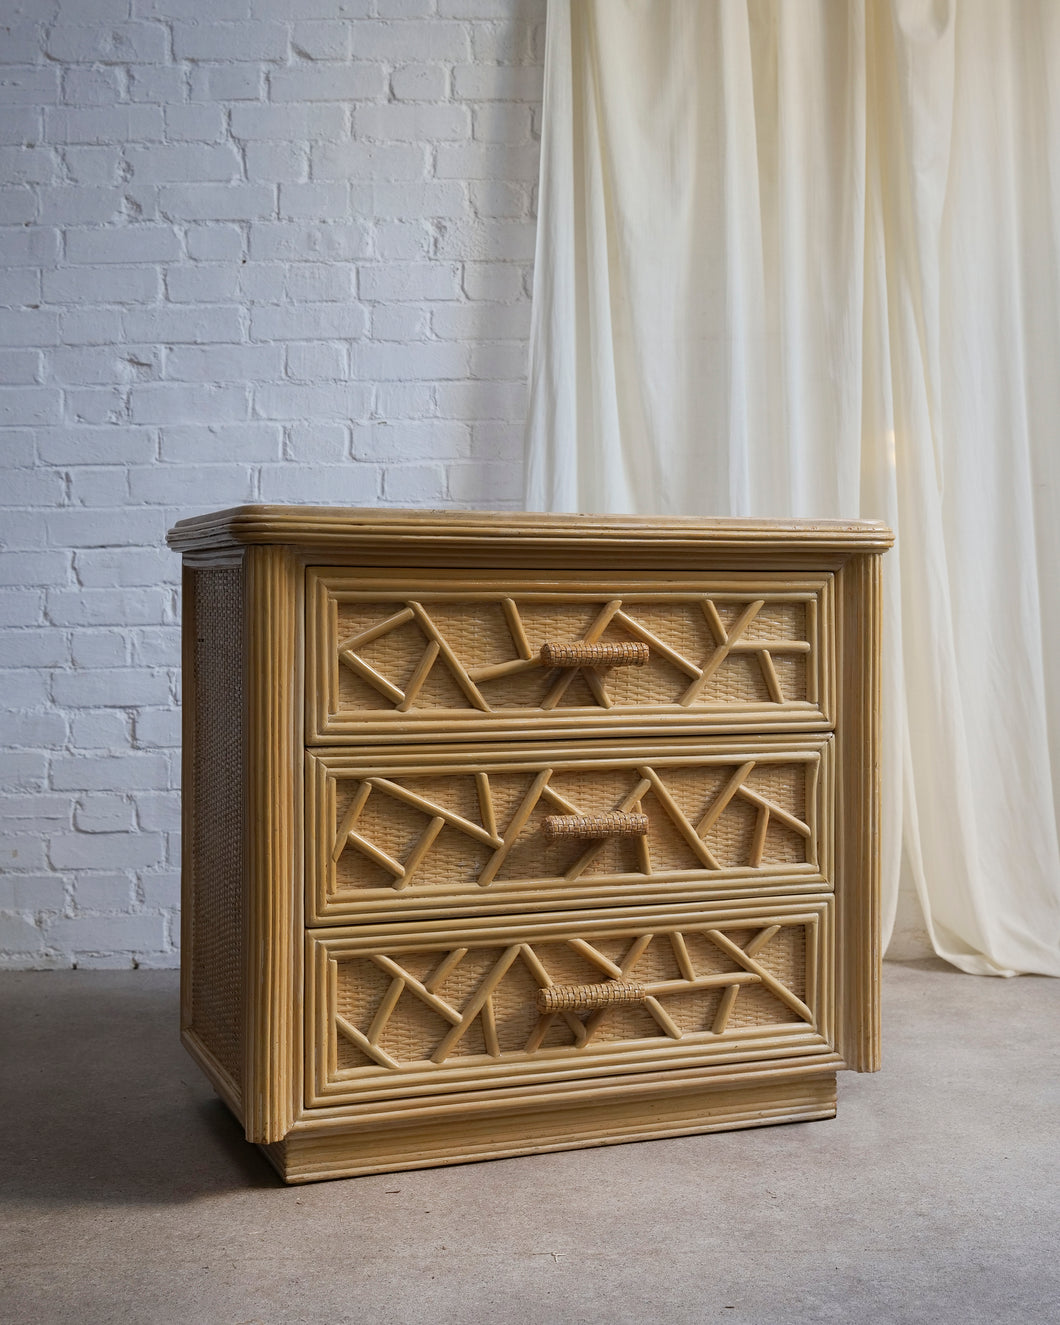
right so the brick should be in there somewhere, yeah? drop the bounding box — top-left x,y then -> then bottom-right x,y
47,588 -> 172,627
355,103 -> 470,142
126,143 -> 242,184
471,20 -> 531,63
434,379 -> 526,420
0,145 -> 60,185
0,914 -> 46,955
2,630 -> 67,668
69,710 -> 131,749
249,220 -> 369,262
257,462 -> 380,504
349,340 -> 469,381
73,548 -> 174,588
269,62 -> 385,103
470,341 -> 528,379
371,303 -> 429,340
65,467 -> 130,506
185,224 -> 243,260
36,426 -> 155,465
0,876 -> 67,914
0,107 -> 40,145
62,66 -> 124,106
166,343 -> 284,382
45,508 -> 166,548
45,913 -> 167,952
128,383 -> 248,425
231,102 -> 348,143
122,306 -> 244,344
432,299 -> 529,340
0,588 -> 43,626
0,388 -> 62,427
352,420 -> 471,462
129,627 -> 181,668
312,140 -> 429,183
64,387 -> 129,426
75,796 -> 137,834
138,873 -> 180,912
0,66 -> 59,105
127,65 -> 189,103
0,25 -> 43,65
472,103 -> 533,144
51,754 -> 170,793
253,382 -> 370,421
251,0 -> 371,14
163,264 -> 240,303
157,184 -> 274,220
390,63 -> 448,101
373,382 -> 435,419
58,307 -> 126,345
351,21 -> 470,62
159,423 -> 282,463
188,64 -> 262,103
452,64 -> 543,100
172,21 -> 288,62
435,142 -> 540,182
0,552 -> 67,586
290,22 -> 351,61
284,422 -> 349,462
68,875 -> 136,913
359,261 -> 462,301
6,711 -> 68,747
0,268 -> 41,304
43,266 -> 161,305
469,179 -> 532,219
237,261 -> 286,301
434,219 -> 536,261
0,185 -> 36,223
163,105 -> 227,143
249,302 -> 367,341
1,835 -> 49,873
38,187 -> 125,225
355,180 -> 467,219
128,464 -> 255,505
137,0 -> 251,17
462,261 -> 525,301
66,224 -> 181,265
278,181 -> 349,219
60,146 -> 123,185
0,349 -> 41,384
46,106 -> 164,145
45,23 -> 169,65
70,631 -> 128,667
448,458 -> 521,502
133,708 -> 181,749
136,792 -> 181,831
286,341 -> 346,381
382,463 -> 446,504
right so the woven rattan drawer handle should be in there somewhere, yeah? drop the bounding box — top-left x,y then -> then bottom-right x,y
539,641 -> 649,668
543,812 -> 649,840
536,981 -> 646,1013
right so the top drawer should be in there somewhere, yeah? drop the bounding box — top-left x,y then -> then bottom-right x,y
306,568 -> 834,743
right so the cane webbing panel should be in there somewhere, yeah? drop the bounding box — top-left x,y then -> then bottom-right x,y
188,564 -> 245,1091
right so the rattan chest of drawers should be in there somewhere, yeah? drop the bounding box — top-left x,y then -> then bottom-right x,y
168,506 -> 892,1184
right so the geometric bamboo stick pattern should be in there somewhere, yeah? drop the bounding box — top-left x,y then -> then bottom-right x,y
330,760 -> 814,888
331,921 -> 814,1070
334,591 -> 813,715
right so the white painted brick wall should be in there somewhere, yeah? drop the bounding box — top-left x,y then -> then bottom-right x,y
0,0 -> 545,968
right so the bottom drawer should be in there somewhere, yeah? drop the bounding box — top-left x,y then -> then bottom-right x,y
305,896 -> 835,1110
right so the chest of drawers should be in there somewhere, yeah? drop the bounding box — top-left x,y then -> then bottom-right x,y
168,507 -> 892,1184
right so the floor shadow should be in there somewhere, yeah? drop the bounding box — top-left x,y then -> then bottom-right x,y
0,972 -> 281,1205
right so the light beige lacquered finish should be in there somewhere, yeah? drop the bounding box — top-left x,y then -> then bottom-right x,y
169,507 -> 891,1183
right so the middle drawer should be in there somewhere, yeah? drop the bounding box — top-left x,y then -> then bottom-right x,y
307,737 -> 833,924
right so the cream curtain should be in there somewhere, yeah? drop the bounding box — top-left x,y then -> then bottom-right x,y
525,0 -> 1060,976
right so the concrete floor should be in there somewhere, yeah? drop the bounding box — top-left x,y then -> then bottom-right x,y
1,962 -> 1057,1325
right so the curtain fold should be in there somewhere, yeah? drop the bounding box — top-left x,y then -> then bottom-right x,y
525,0 -> 1060,976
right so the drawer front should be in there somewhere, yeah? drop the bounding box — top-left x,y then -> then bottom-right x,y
307,569 -> 834,742
305,898 -> 835,1108
306,738 -> 832,924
